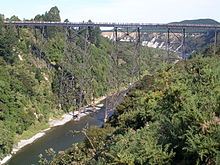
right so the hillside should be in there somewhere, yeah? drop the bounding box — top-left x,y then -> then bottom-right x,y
102,19 -> 220,56
169,18 -> 220,25
41,50 -> 220,165
0,6 -> 169,160
1,7 -> 219,163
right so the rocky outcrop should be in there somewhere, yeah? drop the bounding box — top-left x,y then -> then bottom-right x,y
102,31 -> 215,56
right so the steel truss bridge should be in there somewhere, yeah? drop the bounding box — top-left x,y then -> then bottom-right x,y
4,21 -> 220,30
4,21 -> 220,120
4,21 -> 220,58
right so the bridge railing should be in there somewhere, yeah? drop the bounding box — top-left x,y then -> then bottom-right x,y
3,21 -> 220,30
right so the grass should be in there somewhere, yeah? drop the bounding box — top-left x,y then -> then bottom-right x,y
49,109 -> 65,120
14,121 -> 50,144
14,109 -> 65,144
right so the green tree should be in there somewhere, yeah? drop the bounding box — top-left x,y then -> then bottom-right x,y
88,20 -> 101,47
0,19 -> 17,63
44,6 -> 61,22
9,15 -> 20,21
0,121 -> 14,159
34,14 -> 45,21
45,6 -> 62,38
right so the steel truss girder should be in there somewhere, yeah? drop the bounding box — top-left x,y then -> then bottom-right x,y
61,26 -> 92,120
214,30 -> 218,54
16,26 -> 20,39
166,28 -> 186,60
6,21 -> 220,31
104,27 -> 142,121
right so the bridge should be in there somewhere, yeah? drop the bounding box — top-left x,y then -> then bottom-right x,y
4,21 -> 220,30
4,21 -> 220,58
4,21 -> 219,121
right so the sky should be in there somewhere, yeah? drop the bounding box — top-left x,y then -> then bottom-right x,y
1,0 -> 220,23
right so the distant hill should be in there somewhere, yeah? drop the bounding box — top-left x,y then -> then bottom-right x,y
169,19 -> 220,25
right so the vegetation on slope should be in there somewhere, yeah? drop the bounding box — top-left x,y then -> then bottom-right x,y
42,51 -> 220,164
0,16 -> 59,158
169,18 -> 220,25
0,7 -> 168,159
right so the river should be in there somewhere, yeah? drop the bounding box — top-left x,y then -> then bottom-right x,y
7,105 -> 113,165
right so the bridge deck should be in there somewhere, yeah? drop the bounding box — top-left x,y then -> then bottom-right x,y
4,21 -> 220,31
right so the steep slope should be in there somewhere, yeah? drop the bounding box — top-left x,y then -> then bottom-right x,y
0,7 -> 169,160
102,19 -> 220,57
169,18 -> 220,25
44,53 -> 220,165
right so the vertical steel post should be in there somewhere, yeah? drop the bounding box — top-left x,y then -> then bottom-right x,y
16,26 -> 20,39
83,26 -> 89,63
65,27 -> 68,41
182,28 -> 186,59
40,27 -> 43,40
69,27 -> 72,40
214,30 -> 217,55
45,26 -> 48,38
43,26 -> 45,38
66,27 -> 71,41
34,27 -> 37,40
43,26 -> 48,38
132,28 -> 138,80
114,27 -> 119,65
115,27 -> 118,42
137,27 -> 141,79
77,26 -> 89,120
166,28 -> 170,60
104,27 -> 118,122
137,27 -> 141,43
114,26 -> 119,90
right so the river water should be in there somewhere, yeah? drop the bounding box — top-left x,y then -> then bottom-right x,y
7,105 -> 112,165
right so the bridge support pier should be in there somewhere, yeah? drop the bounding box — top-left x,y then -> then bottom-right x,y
182,28 -> 186,59
166,28 -> 170,61
104,27 -> 119,122
16,26 -> 20,39
65,27 -> 72,41
114,27 -> 118,42
135,27 -> 141,79
113,27 -> 119,66
41,26 -> 48,39
34,27 -> 37,40
44,26 -> 48,38
83,26 -> 89,57
214,30 -> 218,55
165,28 -> 187,61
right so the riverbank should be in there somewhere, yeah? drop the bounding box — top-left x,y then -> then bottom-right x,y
0,96 -> 106,165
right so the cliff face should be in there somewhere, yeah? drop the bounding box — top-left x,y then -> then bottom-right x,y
102,19 -> 220,57
141,32 -> 211,55
102,31 -> 216,57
